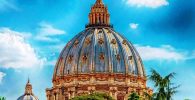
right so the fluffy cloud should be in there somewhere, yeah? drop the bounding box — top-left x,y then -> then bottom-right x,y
0,0 -> 19,11
129,23 -> 139,29
0,72 -> 6,84
124,0 -> 169,8
0,28 -> 44,69
35,22 -> 66,42
136,45 -> 185,61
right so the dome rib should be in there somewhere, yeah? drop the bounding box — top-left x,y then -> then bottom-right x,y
94,28 -> 109,72
70,30 -> 90,73
111,29 -> 127,73
128,42 -> 139,75
77,29 -> 92,73
70,31 -> 88,74
108,29 -> 119,73
53,30 -> 85,78
131,44 -> 145,76
79,29 -> 93,73
56,37 -> 73,76
102,28 -> 112,73
91,29 -> 96,72
87,29 -> 95,73
110,29 -> 125,73
110,29 -> 136,74
110,28 -> 145,76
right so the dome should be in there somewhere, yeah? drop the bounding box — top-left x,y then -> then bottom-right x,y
17,79 -> 39,100
17,95 -> 38,100
53,27 -> 145,78
46,0 -> 152,100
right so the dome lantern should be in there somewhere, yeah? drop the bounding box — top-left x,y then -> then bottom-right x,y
87,0 -> 111,28
25,78 -> 33,95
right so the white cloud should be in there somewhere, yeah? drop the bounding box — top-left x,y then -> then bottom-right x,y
124,0 -> 169,8
0,27 -> 32,38
35,22 -> 66,42
0,0 -> 19,11
35,36 -> 61,42
0,72 -> 6,84
38,22 -> 65,36
130,23 -> 139,29
0,28 -> 44,69
136,45 -> 185,61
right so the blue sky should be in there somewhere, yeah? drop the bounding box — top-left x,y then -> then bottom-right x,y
0,0 -> 194,99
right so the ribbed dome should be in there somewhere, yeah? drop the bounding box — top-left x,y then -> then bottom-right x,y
17,95 -> 38,100
46,1 -> 153,100
53,27 -> 145,78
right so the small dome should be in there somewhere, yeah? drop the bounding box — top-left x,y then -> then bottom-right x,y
53,27 -> 145,78
17,95 -> 38,100
17,79 -> 39,100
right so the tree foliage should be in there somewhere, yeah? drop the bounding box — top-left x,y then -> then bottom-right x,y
147,69 -> 179,100
128,92 -> 140,100
0,97 -> 6,100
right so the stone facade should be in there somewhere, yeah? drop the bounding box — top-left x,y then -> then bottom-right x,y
46,74 -> 152,100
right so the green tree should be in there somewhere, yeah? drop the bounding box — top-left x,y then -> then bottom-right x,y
128,92 -> 140,100
149,69 -> 179,100
144,92 -> 153,100
70,92 -> 114,100
0,97 -> 6,100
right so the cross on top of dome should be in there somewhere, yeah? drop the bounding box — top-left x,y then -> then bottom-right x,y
27,77 -> 30,84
